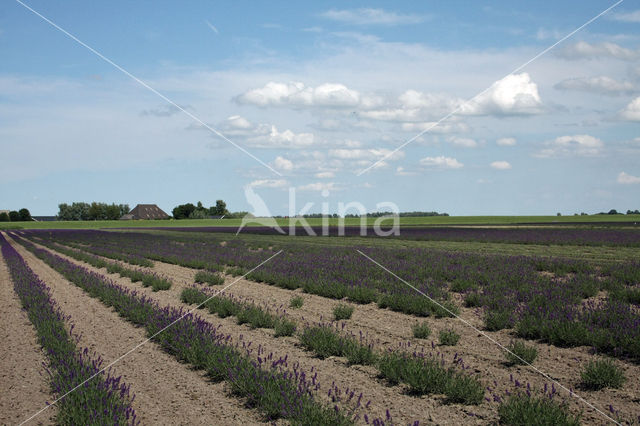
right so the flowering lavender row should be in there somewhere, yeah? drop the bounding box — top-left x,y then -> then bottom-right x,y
21,229 -> 640,361
150,225 -> 640,247
0,233 -> 138,425
9,233 -> 373,424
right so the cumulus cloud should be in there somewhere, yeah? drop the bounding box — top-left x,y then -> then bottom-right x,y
536,134 -> 604,157
419,156 -> 463,169
248,179 -> 288,188
272,156 -> 293,171
320,8 -> 426,26
621,97 -> 640,121
460,73 -> 544,116
554,76 -> 634,96
217,116 -> 315,149
556,41 -> 639,61
497,137 -> 517,146
617,171 -> 640,184
610,10 -> 640,23
448,136 -> 478,148
490,161 -> 512,170
236,81 -> 381,109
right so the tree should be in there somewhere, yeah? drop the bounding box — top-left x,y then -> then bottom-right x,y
119,204 -> 130,217
57,202 -> 90,220
210,199 -> 229,217
0,212 -> 9,222
608,209 -> 618,215
9,211 -> 20,221
18,208 -> 32,221
172,203 -> 196,219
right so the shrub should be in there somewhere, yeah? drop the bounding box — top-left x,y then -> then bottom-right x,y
439,329 -> 460,346
484,309 -> 512,331
464,292 -> 482,307
498,393 -> 580,425
194,270 -> 225,285
333,303 -> 354,321
412,322 -> 431,339
505,340 -> 538,365
237,305 -> 276,329
580,358 -> 626,390
274,318 -> 296,337
289,295 -> 304,309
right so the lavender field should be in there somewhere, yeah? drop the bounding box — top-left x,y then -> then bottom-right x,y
3,226 -> 640,424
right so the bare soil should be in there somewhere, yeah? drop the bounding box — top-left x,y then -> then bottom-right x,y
0,253 -> 55,425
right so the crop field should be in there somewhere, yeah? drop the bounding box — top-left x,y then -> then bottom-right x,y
1,226 -> 640,425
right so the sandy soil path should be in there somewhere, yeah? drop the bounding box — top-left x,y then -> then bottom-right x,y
6,235 -> 267,426
0,250 -> 56,425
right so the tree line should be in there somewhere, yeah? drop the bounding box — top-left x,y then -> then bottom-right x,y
172,200 -> 230,219
0,208 -> 32,222
57,202 -> 130,221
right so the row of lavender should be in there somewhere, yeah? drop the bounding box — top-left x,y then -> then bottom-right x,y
153,225 -> 640,247
0,233 -> 138,425
9,232 -> 385,424
22,229 -> 640,361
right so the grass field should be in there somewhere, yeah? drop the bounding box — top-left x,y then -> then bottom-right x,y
2,214 -> 640,230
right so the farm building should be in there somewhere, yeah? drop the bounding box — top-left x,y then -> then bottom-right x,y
120,204 -> 169,220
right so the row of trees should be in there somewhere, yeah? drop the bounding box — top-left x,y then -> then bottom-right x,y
0,208 -> 32,222
172,200 -> 230,219
57,202 -> 130,221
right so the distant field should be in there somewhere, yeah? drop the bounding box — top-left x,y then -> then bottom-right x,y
2,214 -> 640,229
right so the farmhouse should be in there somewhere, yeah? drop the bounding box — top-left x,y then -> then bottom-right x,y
120,204 -> 169,220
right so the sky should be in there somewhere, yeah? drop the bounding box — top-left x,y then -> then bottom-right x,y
1,0 -> 639,216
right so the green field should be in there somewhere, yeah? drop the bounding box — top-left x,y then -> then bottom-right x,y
2,214 -> 639,230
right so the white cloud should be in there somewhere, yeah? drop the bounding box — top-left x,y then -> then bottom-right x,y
236,81 -> 381,109
610,10 -> 640,23
617,171 -> 640,184
328,148 -> 404,161
448,136 -> 478,148
460,73 -> 544,116
497,137 -> 517,146
225,115 -> 253,129
556,41 -> 639,61
248,179 -> 288,188
490,161 -> 512,170
395,166 -> 417,176
272,156 -> 293,171
554,76 -> 634,96
536,134 -> 604,158
621,97 -> 640,121
320,8 -> 426,26
297,182 -> 340,192
419,156 -> 463,169
315,171 -> 335,178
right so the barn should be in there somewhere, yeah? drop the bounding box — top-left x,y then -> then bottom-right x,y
120,204 -> 169,220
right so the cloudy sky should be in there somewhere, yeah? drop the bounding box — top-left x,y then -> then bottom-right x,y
1,1 -> 639,216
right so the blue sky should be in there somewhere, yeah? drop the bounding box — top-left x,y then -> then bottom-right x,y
1,1 -> 639,216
